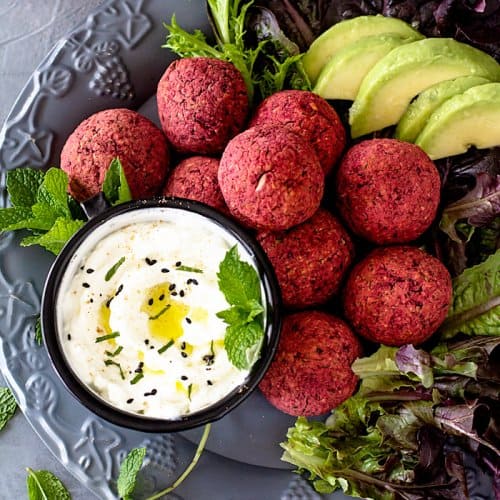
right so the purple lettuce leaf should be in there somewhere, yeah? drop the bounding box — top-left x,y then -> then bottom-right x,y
440,173 -> 500,243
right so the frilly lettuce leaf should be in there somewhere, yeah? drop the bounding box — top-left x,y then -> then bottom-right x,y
441,249 -> 500,338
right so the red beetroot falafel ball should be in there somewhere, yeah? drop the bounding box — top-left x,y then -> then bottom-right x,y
343,246 -> 452,346
257,209 -> 354,309
259,311 -> 361,416
157,57 -> 248,154
219,125 -> 324,231
336,139 -> 441,244
250,90 -> 345,174
162,156 -> 228,214
61,108 -> 169,201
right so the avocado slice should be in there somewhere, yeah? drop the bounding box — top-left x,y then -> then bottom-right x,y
415,82 -> 500,159
303,15 -> 424,84
314,34 -> 419,101
349,38 -> 500,138
395,75 -> 491,142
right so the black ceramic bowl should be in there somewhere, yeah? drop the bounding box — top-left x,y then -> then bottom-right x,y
41,197 -> 282,433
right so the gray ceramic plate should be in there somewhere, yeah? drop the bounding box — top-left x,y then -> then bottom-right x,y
0,1 -> 492,499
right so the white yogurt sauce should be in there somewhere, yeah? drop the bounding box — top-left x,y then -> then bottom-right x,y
57,208 -> 259,419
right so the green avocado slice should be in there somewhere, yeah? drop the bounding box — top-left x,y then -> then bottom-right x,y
303,15 -> 424,84
415,82 -> 500,160
314,34 -> 419,101
349,38 -> 500,138
395,75 -> 491,142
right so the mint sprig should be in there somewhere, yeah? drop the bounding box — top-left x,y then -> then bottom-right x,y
0,159 -> 132,255
26,468 -> 71,500
0,167 -> 85,255
0,387 -> 17,431
216,245 -> 265,370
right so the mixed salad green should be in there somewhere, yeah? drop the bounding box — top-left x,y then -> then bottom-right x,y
0,0 -> 498,499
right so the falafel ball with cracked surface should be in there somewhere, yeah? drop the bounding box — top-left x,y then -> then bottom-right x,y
257,209 -> 354,309
336,139 -> 441,244
61,108 -> 169,202
259,311 -> 361,416
343,246 -> 452,346
250,90 -> 345,175
219,125 -> 324,231
162,156 -> 228,214
157,57 -> 248,155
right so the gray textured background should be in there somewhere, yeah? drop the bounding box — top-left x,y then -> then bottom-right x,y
0,1 -> 110,498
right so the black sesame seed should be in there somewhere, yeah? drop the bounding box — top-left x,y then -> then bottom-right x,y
185,317 -> 192,324
203,354 -> 215,366
145,257 -> 157,266
175,261 -> 182,267
144,339 -> 150,345
148,298 -> 154,306
67,334 -> 72,341
207,380 -> 213,386
181,352 -> 188,358
126,398 -> 134,404
191,279 -> 199,286
171,291 -> 178,296
139,362 -> 144,368
115,284 -> 124,296
181,375 -> 188,381
180,342 -> 186,350
159,294 -> 165,301
169,283 -> 176,291
82,282 -> 90,288
187,279 -> 192,285
150,345 -> 154,350
86,268 -> 94,274
89,298 -> 94,303
161,268 -> 170,273
179,290 -> 185,297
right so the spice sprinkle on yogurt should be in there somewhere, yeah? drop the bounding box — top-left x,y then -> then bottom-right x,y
57,209 -> 261,419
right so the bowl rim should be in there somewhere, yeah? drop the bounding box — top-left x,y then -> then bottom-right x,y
41,196 -> 282,433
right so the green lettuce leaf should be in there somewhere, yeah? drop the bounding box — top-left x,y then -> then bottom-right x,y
441,249 -> 500,338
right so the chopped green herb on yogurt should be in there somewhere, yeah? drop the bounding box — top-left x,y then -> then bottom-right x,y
105,256 -> 126,281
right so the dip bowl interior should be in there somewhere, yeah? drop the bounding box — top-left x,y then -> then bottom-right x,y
41,197 -> 281,432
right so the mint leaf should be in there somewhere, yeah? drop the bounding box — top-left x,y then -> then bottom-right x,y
36,168 -> 71,218
102,158 -> 132,206
217,301 -> 264,325
224,320 -> 264,370
217,245 -> 261,307
6,168 -> 44,207
0,387 -> 16,431
441,249 -> 500,338
0,207 -> 33,230
21,218 -> 84,254
26,469 -> 71,500
117,447 -> 146,500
